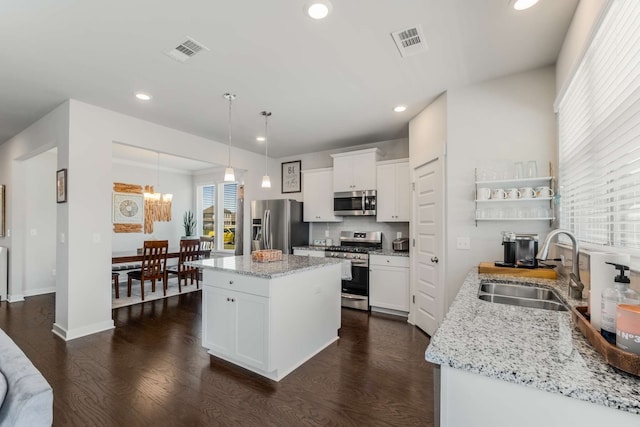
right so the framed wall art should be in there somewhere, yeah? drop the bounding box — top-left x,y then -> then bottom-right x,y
113,192 -> 144,224
0,185 -> 5,237
56,169 -> 67,203
281,160 -> 301,193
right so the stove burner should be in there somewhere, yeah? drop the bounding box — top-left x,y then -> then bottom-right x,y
325,246 -> 371,253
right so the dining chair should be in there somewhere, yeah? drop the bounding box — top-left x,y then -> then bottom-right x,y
166,239 -> 200,292
127,240 -> 169,301
199,236 -> 214,257
112,272 -> 120,299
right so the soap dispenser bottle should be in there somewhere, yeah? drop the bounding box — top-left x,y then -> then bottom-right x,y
601,262 -> 640,344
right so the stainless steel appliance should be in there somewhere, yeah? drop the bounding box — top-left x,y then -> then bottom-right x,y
392,237 -> 409,252
333,190 -> 377,216
496,232 -> 538,268
250,199 -> 309,254
325,231 -> 382,311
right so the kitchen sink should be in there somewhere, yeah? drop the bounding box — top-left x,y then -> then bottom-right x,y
478,280 -> 568,311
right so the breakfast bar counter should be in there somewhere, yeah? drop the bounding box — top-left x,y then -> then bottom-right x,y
425,269 -> 640,426
188,255 -> 342,381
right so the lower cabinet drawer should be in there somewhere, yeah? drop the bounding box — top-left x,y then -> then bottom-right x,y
203,270 -> 269,297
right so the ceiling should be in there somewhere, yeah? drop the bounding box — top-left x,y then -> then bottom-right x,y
0,0 -> 578,159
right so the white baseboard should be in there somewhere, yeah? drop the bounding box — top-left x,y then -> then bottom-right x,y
24,287 -> 56,297
52,319 -> 115,341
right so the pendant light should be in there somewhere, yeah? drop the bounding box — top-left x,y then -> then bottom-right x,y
223,93 -> 236,182
260,111 -> 272,188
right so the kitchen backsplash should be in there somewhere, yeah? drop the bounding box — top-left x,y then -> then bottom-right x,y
309,217 -> 409,250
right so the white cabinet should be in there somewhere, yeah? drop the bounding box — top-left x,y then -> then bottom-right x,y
302,168 -> 342,222
376,159 -> 410,222
203,286 -> 269,371
293,249 -> 326,257
369,255 -> 410,314
331,148 -> 380,192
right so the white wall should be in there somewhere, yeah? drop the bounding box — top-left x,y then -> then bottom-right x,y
409,93 -> 447,170
111,160 -> 194,252
444,66 -> 557,306
0,101 -> 69,302
24,150 -> 57,296
0,98 -> 278,339
556,0 -> 610,98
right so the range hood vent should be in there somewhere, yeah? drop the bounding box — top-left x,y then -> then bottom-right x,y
391,26 -> 428,58
164,37 -> 209,63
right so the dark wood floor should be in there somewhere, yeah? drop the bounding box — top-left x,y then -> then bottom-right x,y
0,292 -> 434,426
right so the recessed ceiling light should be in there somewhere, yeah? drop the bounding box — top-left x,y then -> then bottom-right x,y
135,92 -> 152,101
305,0 -> 332,19
393,105 -> 407,113
510,0 -> 539,11
256,136 -> 266,142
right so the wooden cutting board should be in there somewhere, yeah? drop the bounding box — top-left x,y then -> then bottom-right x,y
478,262 -> 557,279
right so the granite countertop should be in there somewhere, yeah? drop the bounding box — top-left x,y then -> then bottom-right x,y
368,249 -> 410,257
187,254 -> 343,279
425,269 -> 640,415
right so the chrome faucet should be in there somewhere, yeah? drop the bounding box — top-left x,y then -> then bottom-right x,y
537,229 -> 584,300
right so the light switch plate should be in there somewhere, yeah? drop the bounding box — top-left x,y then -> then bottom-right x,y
456,237 -> 471,250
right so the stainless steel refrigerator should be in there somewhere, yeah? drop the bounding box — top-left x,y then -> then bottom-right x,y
250,199 -> 308,253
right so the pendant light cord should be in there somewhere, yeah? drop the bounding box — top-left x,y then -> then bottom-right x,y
227,97 -> 232,167
264,112 -> 269,174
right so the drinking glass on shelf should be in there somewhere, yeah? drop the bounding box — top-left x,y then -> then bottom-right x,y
526,160 -> 538,178
514,162 -> 524,179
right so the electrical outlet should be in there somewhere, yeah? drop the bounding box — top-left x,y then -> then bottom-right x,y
325,230 -> 330,237
456,237 -> 471,250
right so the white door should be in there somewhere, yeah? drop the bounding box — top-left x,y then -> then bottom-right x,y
234,292 -> 268,371
412,158 -> 444,336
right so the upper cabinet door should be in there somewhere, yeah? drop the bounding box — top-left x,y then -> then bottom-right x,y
331,148 -> 380,192
377,160 -> 410,222
303,169 -> 343,222
332,156 -> 354,192
395,162 -> 411,221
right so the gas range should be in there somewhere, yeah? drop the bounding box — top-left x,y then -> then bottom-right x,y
329,231 -> 382,312
325,231 -> 382,266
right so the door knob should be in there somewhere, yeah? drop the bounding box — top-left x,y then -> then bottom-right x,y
431,256 -> 439,263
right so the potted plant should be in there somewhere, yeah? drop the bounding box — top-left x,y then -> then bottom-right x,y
182,210 -> 197,238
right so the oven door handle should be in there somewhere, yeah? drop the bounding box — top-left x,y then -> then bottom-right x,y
362,193 -> 366,214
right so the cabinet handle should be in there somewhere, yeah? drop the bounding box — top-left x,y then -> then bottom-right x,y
229,280 -> 234,285
226,297 -> 230,302
431,256 -> 439,263
387,260 -> 390,263
231,298 -> 235,302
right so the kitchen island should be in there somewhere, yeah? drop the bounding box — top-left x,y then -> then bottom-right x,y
426,269 -> 640,426
188,255 -> 342,381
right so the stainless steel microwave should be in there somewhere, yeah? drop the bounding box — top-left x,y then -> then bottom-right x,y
334,190 -> 377,216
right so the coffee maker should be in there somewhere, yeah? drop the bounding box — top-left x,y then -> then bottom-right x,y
496,232 -> 539,268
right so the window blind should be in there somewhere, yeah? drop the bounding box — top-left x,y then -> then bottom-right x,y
558,0 -> 640,251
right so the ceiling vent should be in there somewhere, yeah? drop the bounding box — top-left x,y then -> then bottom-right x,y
164,37 -> 209,63
391,25 -> 428,58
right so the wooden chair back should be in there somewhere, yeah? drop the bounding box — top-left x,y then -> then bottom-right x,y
199,236 -> 214,257
141,240 -> 168,280
178,239 -> 200,272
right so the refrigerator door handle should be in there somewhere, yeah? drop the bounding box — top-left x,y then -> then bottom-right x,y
266,209 -> 272,249
263,209 -> 270,249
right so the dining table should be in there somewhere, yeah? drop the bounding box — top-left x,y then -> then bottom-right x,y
112,248 -> 212,265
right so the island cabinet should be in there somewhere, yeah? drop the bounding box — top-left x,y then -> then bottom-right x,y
302,168 -> 342,222
376,159 -> 410,222
203,279 -> 269,371
197,256 -> 342,382
330,148 -> 381,192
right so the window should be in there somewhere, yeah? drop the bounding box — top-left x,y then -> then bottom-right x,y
558,0 -> 640,252
198,183 -> 238,251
